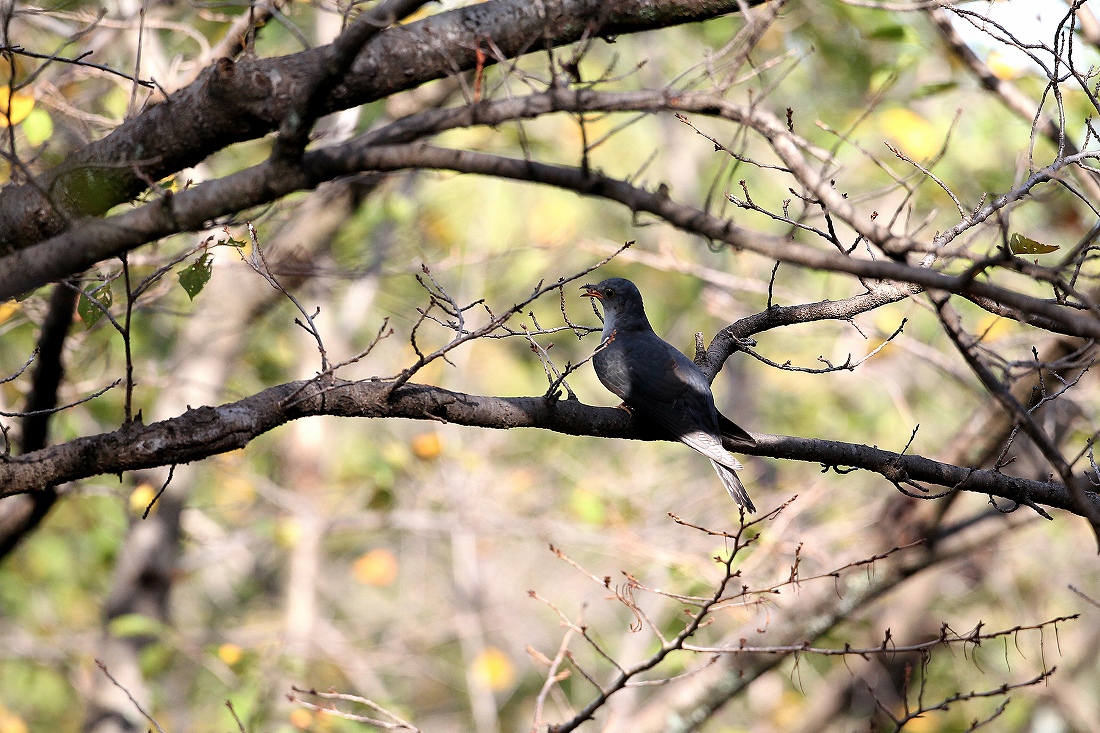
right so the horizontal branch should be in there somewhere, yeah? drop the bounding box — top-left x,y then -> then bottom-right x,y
5,134 -> 1100,349
701,280 -> 921,379
0,87 -> 827,297
0,0 -> 765,253
2,378 -> 1095,519
328,145 -> 1100,339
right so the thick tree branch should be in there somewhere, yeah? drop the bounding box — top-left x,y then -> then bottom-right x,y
0,86 -> 828,296
1,378 -> 1095,518
271,0 -> 431,158
0,0 -> 765,253
6,140 -> 1097,343
0,283 -> 77,558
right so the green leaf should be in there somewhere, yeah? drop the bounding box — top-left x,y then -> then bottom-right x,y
139,641 -> 176,676
383,193 -> 417,225
108,613 -> 168,639
569,487 -> 606,525
22,107 -> 53,146
178,252 -> 213,300
1009,233 -> 1060,255
867,24 -> 919,44
913,81 -> 958,99
77,284 -> 112,329
868,68 -> 899,95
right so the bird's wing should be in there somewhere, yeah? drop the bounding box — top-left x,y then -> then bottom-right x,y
608,336 -> 730,441
595,331 -> 747,460
631,342 -> 756,450
595,329 -> 754,510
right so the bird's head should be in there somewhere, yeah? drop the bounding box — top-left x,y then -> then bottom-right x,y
581,277 -> 649,331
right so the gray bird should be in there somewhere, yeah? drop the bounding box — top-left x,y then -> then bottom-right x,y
582,277 -> 758,511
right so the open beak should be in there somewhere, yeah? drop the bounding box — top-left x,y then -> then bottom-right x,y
580,283 -> 602,299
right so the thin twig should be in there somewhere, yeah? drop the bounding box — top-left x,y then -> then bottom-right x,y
95,659 -> 166,733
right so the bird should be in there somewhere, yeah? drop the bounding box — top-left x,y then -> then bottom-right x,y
582,277 -> 758,511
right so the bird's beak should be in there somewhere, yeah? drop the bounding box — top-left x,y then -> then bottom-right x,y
581,284 -> 602,299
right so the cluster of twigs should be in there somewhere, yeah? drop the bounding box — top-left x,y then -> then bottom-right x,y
519,507 -> 1071,732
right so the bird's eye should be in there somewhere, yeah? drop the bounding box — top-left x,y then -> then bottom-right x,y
604,288 -> 615,298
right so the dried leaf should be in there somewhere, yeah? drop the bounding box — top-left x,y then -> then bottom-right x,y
1009,233 -> 1059,255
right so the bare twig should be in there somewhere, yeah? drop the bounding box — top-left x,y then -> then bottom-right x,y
95,659 -> 166,733
289,686 -> 419,731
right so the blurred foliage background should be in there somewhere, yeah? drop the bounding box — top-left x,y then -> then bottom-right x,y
1,1 -> 1099,731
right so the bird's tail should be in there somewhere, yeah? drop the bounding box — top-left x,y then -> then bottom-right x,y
710,459 -> 756,513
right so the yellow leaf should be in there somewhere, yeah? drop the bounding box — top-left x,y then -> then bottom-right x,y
353,548 -> 398,586
471,647 -> 515,691
101,86 -> 129,120
275,517 -> 301,548
880,108 -> 940,159
216,474 -> 257,512
506,468 -> 535,494
0,54 -> 30,84
381,441 -> 410,469
0,706 -> 27,733
218,643 -> 243,666
289,708 -> 313,730
411,432 -> 443,460
0,56 -> 34,129
528,197 -> 579,245
108,613 -> 167,638
975,314 -> 1013,342
987,49 -> 1022,81
129,483 -> 158,516
0,301 -> 20,326
0,88 -> 34,127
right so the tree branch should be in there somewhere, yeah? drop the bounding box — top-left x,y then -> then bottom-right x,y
1,378 -> 1095,518
0,0 -> 766,253
0,282 -> 77,559
5,139 -> 1099,346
